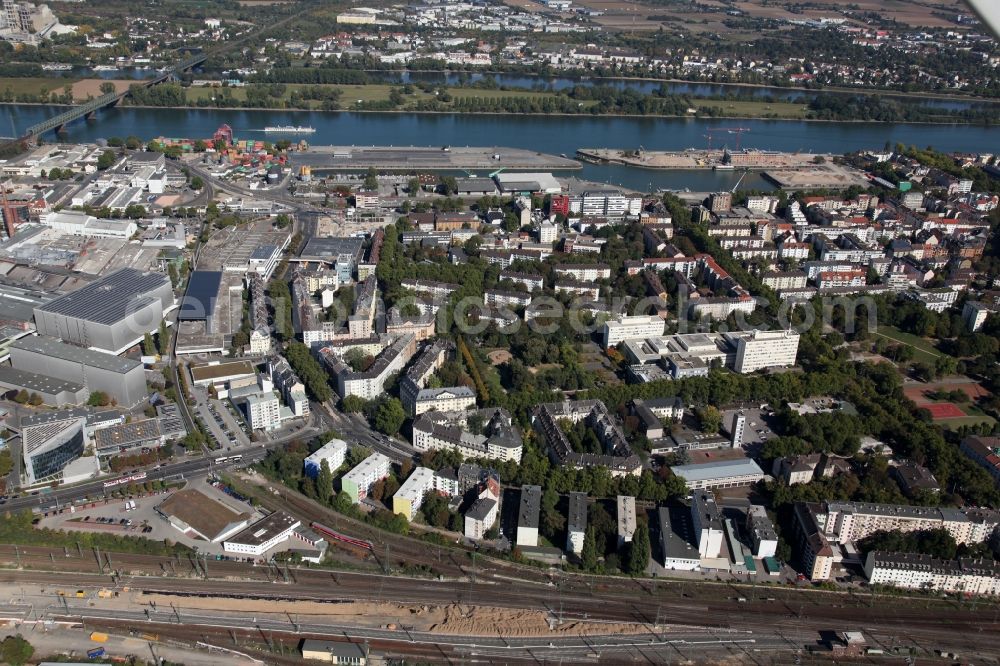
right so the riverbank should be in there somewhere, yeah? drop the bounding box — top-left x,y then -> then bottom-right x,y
102,104 -> 1000,126
391,68 -> 1000,105
3,76 -> 997,125
2,100 -> 995,129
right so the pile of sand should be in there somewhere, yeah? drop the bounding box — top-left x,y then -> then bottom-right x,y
426,604 -> 648,637
137,593 -> 648,638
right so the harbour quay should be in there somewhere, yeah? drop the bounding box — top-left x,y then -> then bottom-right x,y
286,145 -> 582,171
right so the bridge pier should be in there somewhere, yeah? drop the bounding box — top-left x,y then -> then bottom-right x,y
54,124 -> 66,136
85,111 -> 96,122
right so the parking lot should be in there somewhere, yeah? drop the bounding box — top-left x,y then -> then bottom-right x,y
723,406 -> 777,450
37,479 -> 261,557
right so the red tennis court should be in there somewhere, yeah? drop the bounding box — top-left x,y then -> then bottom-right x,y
922,402 -> 966,419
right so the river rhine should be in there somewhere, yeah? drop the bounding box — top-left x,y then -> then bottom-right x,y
3,104 -> 999,192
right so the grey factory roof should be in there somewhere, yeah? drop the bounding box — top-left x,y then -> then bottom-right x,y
12,336 -> 142,374
35,268 -> 169,325
0,284 -> 52,324
94,419 -> 162,451
0,366 -> 85,395
20,407 -> 89,429
178,270 -> 223,321
671,458 -> 765,482
299,236 -> 364,262
226,511 -> 299,547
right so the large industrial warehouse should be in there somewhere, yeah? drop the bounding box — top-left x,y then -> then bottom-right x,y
32,267 -> 174,354
9,335 -> 148,407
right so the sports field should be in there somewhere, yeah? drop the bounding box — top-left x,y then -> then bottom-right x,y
875,325 -> 943,363
920,402 -> 966,419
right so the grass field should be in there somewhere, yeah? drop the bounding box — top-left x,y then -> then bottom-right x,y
935,407 -> 996,430
694,98 -> 810,119
875,325 -> 944,363
0,76 -> 78,97
170,83 -> 806,117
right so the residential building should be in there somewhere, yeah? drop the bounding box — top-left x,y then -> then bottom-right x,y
325,334 -> 417,400
709,192 -> 732,213
538,221 -> 559,244
341,452 -> 391,504
552,264 -> 611,282
464,476 -> 500,540
516,484 -> 542,548
747,505 -> 778,558
244,392 -> 281,431
533,400 -> 641,477
864,551 -> 1000,596
568,190 -> 642,218
761,271 -> 808,291
890,461 -> 940,497
304,439 -> 348,479
772,453 -> 831,485
617,495 -> 636,546
269,355 -> 310,418
691,492 -> 724,559
746,195 -> 779,214
602,315 -> 666,348
793,502 -> 835,581
411,408 -> 522,462
963,301 -> 995,332
392,466 -> 435,521
485,289 -> 532,309
960,436 -> 1000,486
566,492 -> 588,555
498,271 -> 544,292
816,269 -> 866,289
811,500 -> 997,546
733,329 -> 800,373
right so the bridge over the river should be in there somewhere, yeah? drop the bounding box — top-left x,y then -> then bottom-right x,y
24,52 -> 208,138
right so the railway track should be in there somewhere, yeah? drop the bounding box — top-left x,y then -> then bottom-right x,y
1,543 -> 998,652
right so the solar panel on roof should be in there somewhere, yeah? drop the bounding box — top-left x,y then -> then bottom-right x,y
178,271 -> 223,321
36,268 -> 169,326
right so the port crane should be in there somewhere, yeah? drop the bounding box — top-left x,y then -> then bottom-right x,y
703,126 -> 750,151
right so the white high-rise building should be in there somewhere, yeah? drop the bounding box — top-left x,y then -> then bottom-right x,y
691,492 -> 724,559
602,315 -> 666,348
731,329 -> 800,373
303,438 -> 348,479
730,412 -> 746,449
244,393 -> 281,431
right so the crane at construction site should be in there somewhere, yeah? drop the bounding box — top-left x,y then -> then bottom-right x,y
703,126 -> 751,151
